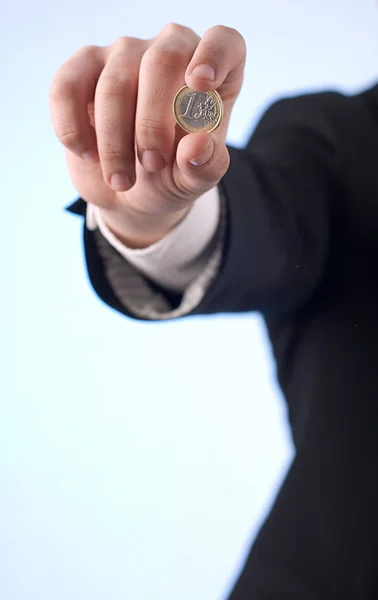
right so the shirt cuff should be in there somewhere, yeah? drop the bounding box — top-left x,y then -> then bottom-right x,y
86,186 -> 220,293
89,192 -> 227,321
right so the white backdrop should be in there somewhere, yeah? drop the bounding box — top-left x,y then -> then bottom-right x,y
1,1 -> 378,599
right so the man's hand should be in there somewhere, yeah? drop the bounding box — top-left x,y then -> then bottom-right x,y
50,24 -> 246,247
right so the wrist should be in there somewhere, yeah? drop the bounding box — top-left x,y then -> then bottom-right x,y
96,204 -> 192,249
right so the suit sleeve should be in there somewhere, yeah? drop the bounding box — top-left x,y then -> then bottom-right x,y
71,90 -> 343,320
191,90 -> 342,318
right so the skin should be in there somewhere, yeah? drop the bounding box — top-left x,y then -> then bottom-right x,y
49,24 -> 246,248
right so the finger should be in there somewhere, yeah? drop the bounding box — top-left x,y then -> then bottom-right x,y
64,147 -> 115,209
135,23 -> 199,173
49,45 -> 104,162
185,26 -> 246,104
95,38 -> 146,192
174,132 -> 230,196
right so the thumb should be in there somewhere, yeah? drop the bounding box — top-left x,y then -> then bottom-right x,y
174,132 -> 230,196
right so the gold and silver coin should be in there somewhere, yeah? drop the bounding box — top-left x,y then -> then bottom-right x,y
173,85 -> 223,134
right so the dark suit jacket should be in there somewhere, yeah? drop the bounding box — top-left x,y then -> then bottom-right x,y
68,84 -> 378,598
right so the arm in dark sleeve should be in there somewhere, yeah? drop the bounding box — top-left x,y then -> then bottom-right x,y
192,90 -> 343,318
70,89 -> 343,320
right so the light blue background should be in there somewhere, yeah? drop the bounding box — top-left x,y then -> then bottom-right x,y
2,1 -> 378,598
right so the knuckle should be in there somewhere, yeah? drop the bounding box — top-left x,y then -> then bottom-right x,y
137,117 -> 170,150
49,75 -> 72,103
162,22 -> 190,37
98,73 -> 135,97
137,116 -> 167,135
99,142 -> 134,172
219,24 -> 235,33
56,128 -> 83,150
50,45 -> 101,103
112,35 -> 140,50
144,45 -> 186,68
208,25 -> 246,52
113,35 -> 131,48
101,145 -> 128,162
208,24 -> 234,37
76,44 -> 99,59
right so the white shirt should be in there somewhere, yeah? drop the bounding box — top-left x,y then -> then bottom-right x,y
86,187 -> 225,319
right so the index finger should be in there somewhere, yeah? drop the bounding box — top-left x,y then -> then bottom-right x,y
184,26 -> 246,104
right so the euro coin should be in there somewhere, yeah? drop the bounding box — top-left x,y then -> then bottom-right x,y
173,85 -> 223,134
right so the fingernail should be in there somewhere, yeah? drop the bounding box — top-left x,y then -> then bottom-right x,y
110,173 -> 132,191
82,150 -> 99,164
189,140 -> 214,166
141,150 -> 166,172
190,64 -> 215,81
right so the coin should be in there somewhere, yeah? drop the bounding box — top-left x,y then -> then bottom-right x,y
173,85 -> 223,134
